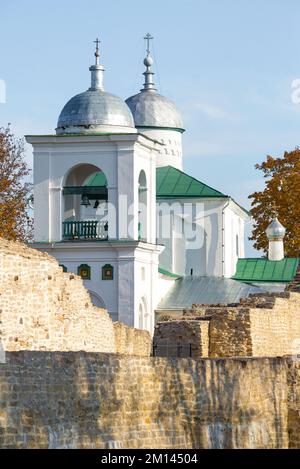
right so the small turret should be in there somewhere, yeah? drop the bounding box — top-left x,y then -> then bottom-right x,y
266,218 -> 286,261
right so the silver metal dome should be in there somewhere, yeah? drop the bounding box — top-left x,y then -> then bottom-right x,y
57,90 -> 134,133
125,91 -> 183,130
266,218 -> 286,240
56,39 -> 135,135
126,34 -> 183,131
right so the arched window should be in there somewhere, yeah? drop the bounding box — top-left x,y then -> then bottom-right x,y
138,296 -> 150,331
77,264 -> 91,280
59,264 -> 67,272
138,170 -> 148,241
102,264 -> 114,280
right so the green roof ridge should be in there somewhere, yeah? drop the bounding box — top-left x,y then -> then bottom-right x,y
156,166 -> 227,198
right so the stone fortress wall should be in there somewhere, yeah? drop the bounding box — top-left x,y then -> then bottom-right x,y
0,238 -> 150,355
0,352 -> 300,449
1,238 -> 300,449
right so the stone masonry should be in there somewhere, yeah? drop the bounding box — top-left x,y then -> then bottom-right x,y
1,238 -> 300,449
0,352 -> 300,449
154,289 -> 300,358
0,238 -> 150,355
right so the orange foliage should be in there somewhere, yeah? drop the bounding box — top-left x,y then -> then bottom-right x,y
0,126 -> 33,241
249,149 -> 300,257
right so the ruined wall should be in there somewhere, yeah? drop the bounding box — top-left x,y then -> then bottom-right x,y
154,291 -> 300,358
250,293 -> 300,357
153,320 -> 209,358
0,351 -> 299,449
113,323 -> 151,356
0,238 -> 150,356
208,293 -> 300,358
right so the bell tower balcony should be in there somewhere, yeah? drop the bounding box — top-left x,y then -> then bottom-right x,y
62,220 -> 108,240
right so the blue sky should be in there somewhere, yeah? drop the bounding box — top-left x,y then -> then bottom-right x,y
1,0 -> 300,255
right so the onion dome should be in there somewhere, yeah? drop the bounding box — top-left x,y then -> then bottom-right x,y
266,218 -> 286,240
125,34 -> 184,131
56,39 -> 135,135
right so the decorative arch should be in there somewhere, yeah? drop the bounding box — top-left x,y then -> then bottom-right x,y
63,163 -> 109,188
88,290 -> 106,309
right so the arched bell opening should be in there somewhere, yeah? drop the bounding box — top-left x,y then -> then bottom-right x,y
62,164 -> 108,240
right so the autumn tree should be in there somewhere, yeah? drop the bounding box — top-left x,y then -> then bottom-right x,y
0,126 -> 32,241
249,148 -> 300,257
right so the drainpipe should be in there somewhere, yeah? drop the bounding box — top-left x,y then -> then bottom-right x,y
221,198 -> 230,277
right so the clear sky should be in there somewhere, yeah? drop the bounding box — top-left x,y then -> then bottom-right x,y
1,0 -> 300,255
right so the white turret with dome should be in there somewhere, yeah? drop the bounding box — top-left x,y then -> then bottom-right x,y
126,33 -> 184,170
266,217 -> 286,261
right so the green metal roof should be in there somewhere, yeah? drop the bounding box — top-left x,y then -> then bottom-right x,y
156,166 -> 226,199
158,267 -> 182,279
85,172 -> 107,186
232,257 -> 299,283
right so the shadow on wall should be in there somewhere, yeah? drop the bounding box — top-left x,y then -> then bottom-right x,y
0,352 -> 293,449
154,358 -> 287,449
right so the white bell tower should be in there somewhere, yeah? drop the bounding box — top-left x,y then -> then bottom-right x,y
26,39 -> 163,334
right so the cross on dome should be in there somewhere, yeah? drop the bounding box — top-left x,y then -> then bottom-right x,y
142,33 -> 156,91
144,33 -> 153,56
94,37 -> 101,65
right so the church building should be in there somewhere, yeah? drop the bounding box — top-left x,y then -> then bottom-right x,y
28,36 -> 293,334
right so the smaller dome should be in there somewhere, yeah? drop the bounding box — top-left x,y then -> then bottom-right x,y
266,218 -> 286,240
126,91 -> 183,130
125,43 -> 184,131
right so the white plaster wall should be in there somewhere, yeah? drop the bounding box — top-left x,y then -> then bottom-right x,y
157,199 -> 226,277
138,128 -> 183,170
134,247 -> 161,333
33,241 -> 161,333
33,150 -> 50,241
156,275 -> 176,306
224,203 -> 247,278
134,144 -> 157,244
28,135 -> 159,244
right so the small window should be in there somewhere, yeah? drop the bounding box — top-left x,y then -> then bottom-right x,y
77,264 -> 91,280
141,267 -> 146,281
59,264 -> 67,272
102,264 -> 114,280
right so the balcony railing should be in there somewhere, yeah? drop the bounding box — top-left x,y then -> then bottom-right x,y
62,220 -> 108,240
